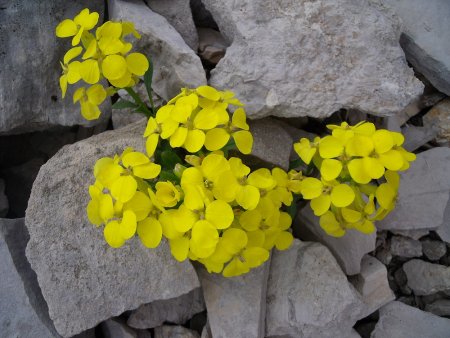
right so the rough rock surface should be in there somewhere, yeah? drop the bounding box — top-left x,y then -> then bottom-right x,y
379,147 -> 450,231
403,259 -> 450,296
371,301 -> 450,338
128,288 -> 205,329
0,0 -> 110,134
401,125 -> 438,152
25,120 -> 200,337
425,299 -> 450,317
390,236 -> 422,258
266,240 -> 363,338
421,240 -> 447,261
381,0 -> 450,95
101,319 -> 138,338
297,206 -> 376,275
154,325 -> 200,338
109,0 -> 206,102
423,98 -> 450,147
437,198 -> 450,243
197,28 -> 229,64
146,0 -> 198,51
203,0 -> 423,119
196,261 -> 270,338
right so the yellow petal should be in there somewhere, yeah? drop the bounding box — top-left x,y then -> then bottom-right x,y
80,100 -> 101,120
169,237 -> 190,261
205,200 -> 234,229
196,85 -> 221,101
345,135 -> 374,157
60,75 -> 68,98
376,183 -> 396,210
172,205 -> 198,232
160,119 -> 179,139
123,191 -> 152,221
201,153 -> 230,182
247,168 -> 276,190
56,19 -> 77,37
146,134 -> 160,157
79,59 -> 100,84
67,61 -> 82,83
170,126 -> 188,148
86,84 -> 107,105
119,210 -> 137,239
236,185 -> 260,210
239,209 -> 262,231
108,71 -> 132,88
102,54 -> 127,80
378,149 -> 404,171
99,194 -> 114,222
310,194 -> 331,216
222,257 -> 249,277
319,136 -> 344,158
355,219 -> 376,234
194,108 -> 219,130
372,129 -> 394,154
191,220 -> 219,249
221,228 -> 248,254
341,207 -> 362,223
233,130 -> 253,154
330,184 -> 355,208
205,128 -> 231,151
362,157 -> 385,179
294,138 -> 316,165
126,53 -> 149,76
232,108 -> 249,130
319,211 -> 345,237
133,162 -> 161,179
104,221 -> 125,248
137,217 -> 162,248
347,159 -> 372,184
246,230 -> 265,247
274,231 -> 294,250
110,176 -> 137,203
74,8 -> 99,30
64,46 -> 83,64
242,247 -> 270,268
320,159 -> 343,181
122,151 -> 149,167
82,39 -> 97,59
87,199 -> 102,225
300,177 -> 323,200
155,105 -> 174,123
184,129 -> 205,153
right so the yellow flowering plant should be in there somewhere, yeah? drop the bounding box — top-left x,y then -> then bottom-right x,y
57,9 -> 415,277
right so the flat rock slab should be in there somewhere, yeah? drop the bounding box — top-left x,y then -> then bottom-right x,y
379,147 -> 450,231
204,0 -> 423,119
25,121 -> 200,337
371,301 -> 450,338
403,259 -> 450,296
266,240 -> 363,338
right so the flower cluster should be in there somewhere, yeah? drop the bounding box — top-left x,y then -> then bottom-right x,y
56,8 -> 149,120
293,121 -> 416,237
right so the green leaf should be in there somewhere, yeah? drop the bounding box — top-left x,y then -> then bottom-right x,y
112,99 -> 138,110
144,56 -> 155,114
161,150 -> 182,170
159,170 -> 180,184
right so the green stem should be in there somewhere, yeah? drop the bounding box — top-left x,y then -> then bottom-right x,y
125,87 -> 152,117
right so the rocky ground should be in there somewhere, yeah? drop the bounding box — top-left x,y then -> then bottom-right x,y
1,0 -> 449,337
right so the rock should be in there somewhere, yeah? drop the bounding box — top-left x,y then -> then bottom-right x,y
188,312 -> 207,335
109,0 -> 206,102
437,198 -> 450,244
390,236 -> 422,258
350,329 -> 362,338
0,0 -> 110,134
112,110 -> 146,130
0,179 -> 8,217
154,325 -> 200,338
203,0 -> 423,119
403,260 -> 450,296
200,321 -> 212,338
296,206 -> 376,275
196,260 -> 270,338
101,319 -> 137,338
146,0 -> 198,51
390,229 -> 430,241
422,240 -> 447,261
379,147 -> 450,231
266,240 -> 364,338
371,301 -> 450,338
350,255 -> 395,317
197,28 -> 229,64
376,247 -> 393,266
128,288 -> 205,329
423,98 -> 450,146
401,125 -> 438,152
0,219 -> 58,337
381,0 -> 450,96
425,299 -> 450,317
25,120 -> 200,337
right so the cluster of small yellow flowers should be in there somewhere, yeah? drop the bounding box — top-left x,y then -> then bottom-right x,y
56,8 -> 149,120
293,121 -> 416,237
144,86 -> 253,156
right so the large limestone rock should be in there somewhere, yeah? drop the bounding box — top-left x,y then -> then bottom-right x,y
266,240 -> 364,338
203,0 -> 423,119
403,260 -> 450,296
381,0 -> 450,95
109,0 -> 206,101
25,120 -> 200,337
0,0 -> 110,134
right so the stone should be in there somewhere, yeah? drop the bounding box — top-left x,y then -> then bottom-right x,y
381,0 -> 450,96
112,110 -> 147,130
146,0 -> 198,51
390,229 -> 430,241
0,179 -> 8,217
378,147 -> 450,231
350,255 -> 395,317
203,0 -> 423,119
350,329 -> 362,338
296,206 -> 376,275
200,321 -> 212,338
109,0 -> 206,102
25,120 -> 200,337
401,125 -> 438,152
0,0 -> 110,134
266,240 -> 364,338
197,260 -> 269,338
422,240 -> 447,261
128,288 -> 205,329
403,259 -> 450,296
423,98 -> 450,146
371,301 -> 450,338
197,28 -> 229,64
425,299 -> 450,317
390,236 -> 422,258
437,198 -> 450,244
154,325 -> 200,338
101,319 -> 137,338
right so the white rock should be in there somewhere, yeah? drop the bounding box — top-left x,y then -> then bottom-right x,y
423,98 -> 450,147
109,0 -> 206,101
401,125 -> 438,152
297,206 -> 376,275
196,260 -> 270,338
390,236 -> 423,258
403,259 -> 450,296
266,240 -> 364,338
25,121 -> 200,337
371,301 -> 450,338
379,147 -> 450,231
203,0 -> 423,119
154,325 -> 200,338
437,197 -> 450,244
197,28 -> 229,64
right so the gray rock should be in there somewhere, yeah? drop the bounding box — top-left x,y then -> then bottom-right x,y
112,110 -> 146,130
371,301 -> 450,338
25,120 -> 200,337
200,321 -> 212,338
390,236 -> 423,258
390,229 -> 430,240
401,125 -> 438,152
437,198 -> 450,244
128,288 -> 205,329
297,206 -> 377,275
425,299 -> 450,317
350,255 -> 395,317
350,329 -> 362,338
0,179 -> 8,217
381,0 -> 450,95
109,0 -> 206,102
423,98 -> 450,147
101,319 -> 138,338
266,240 -> 364,338
203,0 -> 423,119
196,260 -> 270,338
146,0 -> 198,51
403,259 -> 450,296
422,240 -> 447,261
379,147 -> 450,231
154,325 -> 200,338
0,0 -> 110,135
197,28 -> 229,64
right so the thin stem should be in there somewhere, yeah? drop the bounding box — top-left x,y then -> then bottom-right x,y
125,87 -> 152,117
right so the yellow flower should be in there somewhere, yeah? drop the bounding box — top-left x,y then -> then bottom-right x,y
73,84 -> 107,120
59,47 -> 83,98
56,8 -> 99,46
293,137 -> 320,164
155,181 -> 181,207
